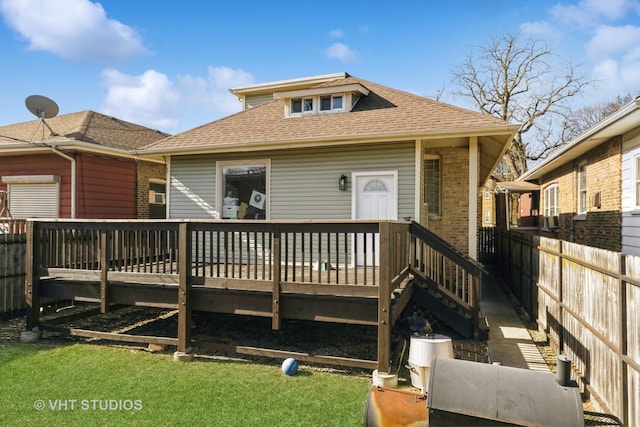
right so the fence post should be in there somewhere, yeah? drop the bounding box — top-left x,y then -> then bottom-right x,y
177,222 -> 192,353
557,240 -> 564,352
377,221 -> 392,373
25,221 -> 40,330
272,226 -> 281,330
618,254 -> 629,427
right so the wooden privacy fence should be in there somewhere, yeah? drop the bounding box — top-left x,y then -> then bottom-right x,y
495,228 -> 640,427
0,231 -> 26,316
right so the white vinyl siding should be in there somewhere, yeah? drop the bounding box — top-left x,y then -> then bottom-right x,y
169,155 -> 218,219
244,93 -> 274,109
622,130 -> 640,255
270,142 -> 414,220
168,142 -> 415,222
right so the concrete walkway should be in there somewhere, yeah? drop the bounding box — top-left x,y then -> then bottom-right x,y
480,274 -> 550,372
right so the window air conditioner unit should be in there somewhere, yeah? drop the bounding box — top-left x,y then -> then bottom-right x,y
149,191 -> 166,205
546,216 -> 559,229
591,191 -> 601,209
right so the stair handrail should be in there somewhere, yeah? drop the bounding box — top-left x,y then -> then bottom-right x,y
408,222 -> 487,277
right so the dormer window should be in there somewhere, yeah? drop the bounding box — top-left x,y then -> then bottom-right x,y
320,95 -> 343,111
291,98 -> 314,114
276,81 -> 370,118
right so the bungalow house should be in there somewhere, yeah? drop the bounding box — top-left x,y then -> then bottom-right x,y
0,111 -> 169,219
142,72 -> 520,259
513,95 -> 640,255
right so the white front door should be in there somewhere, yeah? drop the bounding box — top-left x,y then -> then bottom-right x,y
353,171 -> 398,266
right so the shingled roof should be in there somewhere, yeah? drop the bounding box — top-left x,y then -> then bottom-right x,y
0,110 -> 169,152
143,75 -> 518,154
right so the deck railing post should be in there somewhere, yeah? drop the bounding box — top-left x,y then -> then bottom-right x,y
473,271 -> 483,340
272,226 -> 281,330
178,222 -> 192,353
377,221 -> 392,373
100,229 -> 109,313
25,220 -> 40,330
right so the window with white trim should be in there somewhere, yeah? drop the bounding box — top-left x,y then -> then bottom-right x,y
320,95 -> 343,111
423,155 -> 441,215
290,94 -> 345,115
218,160 -> 269,220
577,163 -> 587,214
484,210 -> 491,223
543,184 -> 559,228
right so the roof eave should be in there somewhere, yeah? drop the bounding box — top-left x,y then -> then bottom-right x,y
519,97 -> 640,182
140,124 -> 521,156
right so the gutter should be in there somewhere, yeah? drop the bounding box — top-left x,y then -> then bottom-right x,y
519,96 -> 640,181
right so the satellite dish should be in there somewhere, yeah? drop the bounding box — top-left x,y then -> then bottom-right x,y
25,95 -> 59,119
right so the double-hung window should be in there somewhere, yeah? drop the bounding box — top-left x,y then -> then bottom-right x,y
577,163 -> 587,214
543,184 -> 559,228
424,155 -> 441,215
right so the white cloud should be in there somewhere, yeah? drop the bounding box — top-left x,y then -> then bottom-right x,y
101,69 -> 179,131
549,0 -> 639,27
329,29 -> 344,38
178,66 -> 254,116
0,0 -> 148,62
325,42 -> 356,62
520,20 -> 560,38
100,67 -> 253,133
586,24 -> 640,59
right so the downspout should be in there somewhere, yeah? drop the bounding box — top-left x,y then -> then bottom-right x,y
50,148 -> 76,219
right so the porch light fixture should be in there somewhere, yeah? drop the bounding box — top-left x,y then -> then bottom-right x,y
339,174 -> 347,191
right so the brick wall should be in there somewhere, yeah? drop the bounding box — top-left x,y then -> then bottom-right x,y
136,161 -> 167,219
539,136 -> 622,251
420,146 -> 470,254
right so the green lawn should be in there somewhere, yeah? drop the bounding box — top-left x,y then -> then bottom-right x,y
0,342 -> 372,426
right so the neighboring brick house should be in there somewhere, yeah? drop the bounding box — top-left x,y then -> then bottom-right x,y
515,96 -> 640,254
0,111 -> 169,219
141,72 -> 520,258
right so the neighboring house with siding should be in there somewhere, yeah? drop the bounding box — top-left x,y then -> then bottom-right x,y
514,95 -> 640,255
0,111 -> 169,219
142,72 -> 519,258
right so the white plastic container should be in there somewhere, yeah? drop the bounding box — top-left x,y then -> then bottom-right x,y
372,369 -> 398,388
407,334 -> 453,393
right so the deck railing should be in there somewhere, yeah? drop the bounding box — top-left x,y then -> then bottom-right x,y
408,222 -> 485,339
25,219 -> 483,370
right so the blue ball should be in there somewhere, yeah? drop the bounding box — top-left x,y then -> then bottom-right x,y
281,358 -> 299,375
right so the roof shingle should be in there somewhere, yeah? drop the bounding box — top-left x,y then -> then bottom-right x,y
144,76 -> 515,153
0,111 -> 169,151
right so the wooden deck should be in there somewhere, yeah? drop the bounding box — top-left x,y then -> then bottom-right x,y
24,219 -> 485,371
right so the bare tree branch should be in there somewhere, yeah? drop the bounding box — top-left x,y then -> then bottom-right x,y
452,32 -> 595,177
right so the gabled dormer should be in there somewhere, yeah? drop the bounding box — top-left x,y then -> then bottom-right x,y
228,72 -> 369,117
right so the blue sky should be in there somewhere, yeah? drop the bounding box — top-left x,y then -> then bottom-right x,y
0,0 -> 639,134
